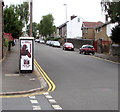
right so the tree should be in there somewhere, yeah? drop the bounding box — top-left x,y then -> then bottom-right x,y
4,2 -> 29,38
4,6 -> 23,38
101,0 -> 120,44
101,0 -> 120,24
111,25 -> 120,44
38,14 -> 56,38
27,22 -> 39,38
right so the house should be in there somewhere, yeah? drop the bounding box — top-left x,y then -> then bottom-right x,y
58,22 -> 67,39
58,15 -> 85,44
58,22 -> 68,44
67,15 -> 84,39
95,22 -> 118,53
81,21 -> 118,53
81,21 -> 104,39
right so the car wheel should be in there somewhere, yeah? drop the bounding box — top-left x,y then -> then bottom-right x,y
83,51 -> 86,55
92,52 -> 95,55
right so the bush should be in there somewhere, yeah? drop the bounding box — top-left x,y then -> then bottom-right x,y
4,38 -> 9,47
111,25 -> 120,44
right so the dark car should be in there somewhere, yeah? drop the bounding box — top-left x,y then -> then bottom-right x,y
63,42 -> 74,51
79,45 -> 95,55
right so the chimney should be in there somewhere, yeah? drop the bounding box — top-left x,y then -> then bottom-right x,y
71,15 -> 77,20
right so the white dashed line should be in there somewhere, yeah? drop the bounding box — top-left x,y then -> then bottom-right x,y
32,106 -> 41,110
30,100 -> 39,104
52,105 -> 62,110
43,92 -> 49,95
43,93 -> 62,110
5,74 -> 19,76
29,78 -> 36,81
48,99 -> 56,103
29,96 -> 36,99
45,95 -> 53,99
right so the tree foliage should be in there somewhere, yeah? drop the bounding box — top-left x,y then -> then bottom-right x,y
38,14 -> 56,37
27,22 -> 39,38
101,0 -> 120,24
101,0 -> 120,44
4,2 -> 29,38
111,25 -> 120,44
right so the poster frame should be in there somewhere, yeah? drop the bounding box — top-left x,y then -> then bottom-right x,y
19,37 -> 34,73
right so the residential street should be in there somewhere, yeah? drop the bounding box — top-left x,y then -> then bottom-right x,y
1,42 -> 119,110
35,43 -> 118,110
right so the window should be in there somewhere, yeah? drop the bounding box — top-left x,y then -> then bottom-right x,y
97,27 -> 102,33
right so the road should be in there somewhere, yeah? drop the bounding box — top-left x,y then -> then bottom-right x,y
35,43 -> 118,110
2,94 -> 54,110
1,42 -> 118,110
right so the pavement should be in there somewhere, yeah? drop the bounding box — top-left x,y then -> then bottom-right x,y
0,44 -> 119,96
0,43 -> 45,96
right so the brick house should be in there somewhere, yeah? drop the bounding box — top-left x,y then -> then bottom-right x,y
95,22 -> 118,53
58,22 -> 67,44
81,21 -> 118,53
81,21 -> 104,39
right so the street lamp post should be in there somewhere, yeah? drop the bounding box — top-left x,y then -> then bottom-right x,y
64,4 -> 67,42
29,0 -> 33,37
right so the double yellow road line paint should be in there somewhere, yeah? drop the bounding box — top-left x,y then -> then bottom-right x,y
0,59 -> 56,98
34,59 -> 56,92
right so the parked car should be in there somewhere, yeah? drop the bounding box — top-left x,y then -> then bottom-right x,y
46,40 -> 51,45
35,39 -> 40,43
52,41 -> 61,47
79,45 -> 95,55
63,42 -> 74,51
40,39 -> 45,44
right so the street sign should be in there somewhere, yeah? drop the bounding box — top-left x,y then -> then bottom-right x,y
19,37 -> 34,73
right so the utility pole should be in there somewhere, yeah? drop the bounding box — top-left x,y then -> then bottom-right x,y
64,4 -> 67,42
29,0 -> 33,37
0,0 -> 4,60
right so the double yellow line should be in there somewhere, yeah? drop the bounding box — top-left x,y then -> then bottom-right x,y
34,59 -> 56,92
0,59 -> 56,98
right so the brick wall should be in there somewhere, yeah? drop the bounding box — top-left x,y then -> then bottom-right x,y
66,38 -> 94,49
82,28 -> 95,39
95,25 -> 111,41
0,1 -> 3,60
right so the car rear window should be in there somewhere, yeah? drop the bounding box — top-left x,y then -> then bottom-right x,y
83,45 -> 94,48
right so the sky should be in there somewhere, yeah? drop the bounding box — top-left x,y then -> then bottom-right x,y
3,0 -> 105,27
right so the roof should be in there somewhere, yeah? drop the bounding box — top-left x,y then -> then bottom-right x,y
4,33 -> 14,41
96,21 -> 111,28
58,21 -> 68,29
82,21 -> 104,28
19,37 -> 34,40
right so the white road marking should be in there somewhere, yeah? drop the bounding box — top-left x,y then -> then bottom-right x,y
29,96 -> 36,99
48,99 -> 56,103
52,105 -> 62,110
29,78 -> 36,81
43,92 -> 49,95
30,100 -> 38,104
5,74 -> 19,76
32,106 -> 41,110
45,95 -> 53,99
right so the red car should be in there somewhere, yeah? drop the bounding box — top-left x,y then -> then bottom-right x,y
63,42 -> 74,51
79,45 -> 95,55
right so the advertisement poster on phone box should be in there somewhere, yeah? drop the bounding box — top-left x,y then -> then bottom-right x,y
20,40 -> 32,70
